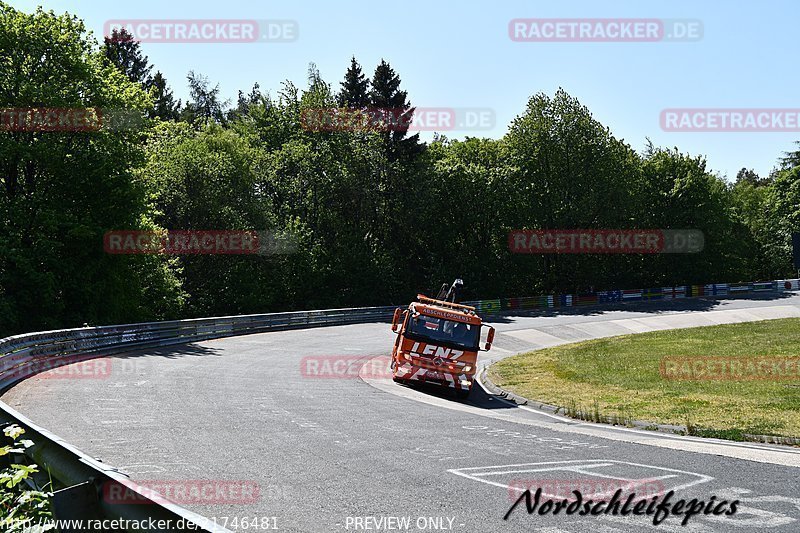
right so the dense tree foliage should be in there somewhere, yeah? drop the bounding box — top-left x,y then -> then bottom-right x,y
181,71 -> 228,125
102,28 -> 152,87
0,2 -> 797,336
149,71 -> 181,121
102,29 -> 181,121
337,57 -> 369,109
0,4 -> 183,335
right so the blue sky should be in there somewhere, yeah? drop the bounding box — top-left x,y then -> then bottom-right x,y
9,0 -> 799,180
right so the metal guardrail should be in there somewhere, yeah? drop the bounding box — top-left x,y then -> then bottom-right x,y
0,306 -> 395,532
1,278 -> 797,531
462,279 -> 800,316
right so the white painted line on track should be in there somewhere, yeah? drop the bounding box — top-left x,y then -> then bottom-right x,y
362,302 -> 800,467
361,355 -> 800,468
448,460 -> 713,499
473,366 -> 800,465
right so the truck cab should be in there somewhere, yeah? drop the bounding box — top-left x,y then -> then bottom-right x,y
390,292 -> 495,399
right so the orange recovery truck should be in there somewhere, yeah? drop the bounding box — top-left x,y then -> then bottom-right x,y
389,279 -> 495,399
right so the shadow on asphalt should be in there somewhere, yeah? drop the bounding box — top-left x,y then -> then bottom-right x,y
0,344 -> 226,395
112,343 -> 224,361
368,292 -> 800,412
396,379 -> 517,410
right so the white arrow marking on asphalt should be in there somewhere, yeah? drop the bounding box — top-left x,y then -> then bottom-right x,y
602,514 -> 719,532
697,488 -> 799,528
448,459 -> 712,499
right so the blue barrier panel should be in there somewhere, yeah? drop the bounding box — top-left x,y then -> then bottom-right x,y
622,289 -> 643,301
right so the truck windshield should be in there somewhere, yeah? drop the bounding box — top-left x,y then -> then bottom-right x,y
406,314 -> 480,350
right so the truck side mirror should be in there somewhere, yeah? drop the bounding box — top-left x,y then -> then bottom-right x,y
484,326 -> 495,351
391,308 -> 402,332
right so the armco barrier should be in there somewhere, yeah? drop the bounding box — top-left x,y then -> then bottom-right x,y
1,279 -> 797,529
463,278 -> 800,316
0,306 -> 395,532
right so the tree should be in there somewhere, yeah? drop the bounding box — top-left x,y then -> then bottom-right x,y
369,59 -> 422,162
149,71 -> 181,120
639,147 -> 753,285
760,165 -> 800,277
2,1 -> 787,333
102,27 -> 152,87
228,82 -> 266,121
181,71 -> 228,125
730,171 -> 771,278
141,121 -> 285,316
504,88 -> 642,291
0,3 -> 183,335
735,167 -> 770,187
337,57 -> 369,108
104,28 -> 182,122
422,138 -> 514,297
779,141 -> 800,171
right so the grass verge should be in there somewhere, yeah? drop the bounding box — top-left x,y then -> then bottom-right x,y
488,318 -> 800,440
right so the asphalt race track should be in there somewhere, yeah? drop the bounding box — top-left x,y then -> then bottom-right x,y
4,294 -> 800,532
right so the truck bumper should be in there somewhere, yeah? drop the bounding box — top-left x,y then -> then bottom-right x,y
394,362 -> 473,391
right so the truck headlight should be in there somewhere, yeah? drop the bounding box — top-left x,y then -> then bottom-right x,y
463,365 -> 472,372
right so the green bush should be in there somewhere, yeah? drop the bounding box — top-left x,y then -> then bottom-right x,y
0,425 -> 54,531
